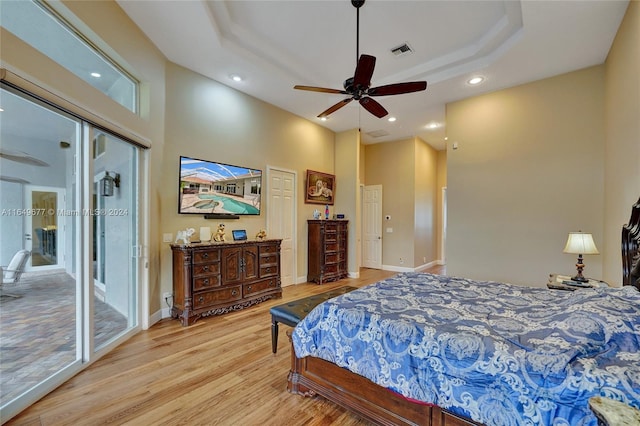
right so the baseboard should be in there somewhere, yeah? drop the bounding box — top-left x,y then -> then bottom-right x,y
382,264 -> 414,273
416,260 -> 440,272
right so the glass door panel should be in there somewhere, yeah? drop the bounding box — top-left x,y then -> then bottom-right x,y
92,131 -> 138,350
0,87 -> 82,415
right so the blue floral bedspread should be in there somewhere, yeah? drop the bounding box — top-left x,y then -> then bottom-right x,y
292,273 -> 640,425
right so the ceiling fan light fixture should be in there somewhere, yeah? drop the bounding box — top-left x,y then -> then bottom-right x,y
292,0 -> 427,120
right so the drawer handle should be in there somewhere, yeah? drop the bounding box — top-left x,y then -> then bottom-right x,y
266,267 -> 272,272
203,253 -> 209,258
247,286 -> 252,292
232,289 -> 239,296
198,296 -> 204,303
203,278 -> 209,285
203,266 -> 209,271
269,280 -> 274,287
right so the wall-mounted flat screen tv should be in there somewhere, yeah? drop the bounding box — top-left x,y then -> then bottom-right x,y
178,156 -> 262,216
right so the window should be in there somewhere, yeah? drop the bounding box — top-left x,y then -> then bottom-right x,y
0,1 -> 138,113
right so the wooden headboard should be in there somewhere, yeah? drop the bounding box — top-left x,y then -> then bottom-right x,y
622,197 -> 640,289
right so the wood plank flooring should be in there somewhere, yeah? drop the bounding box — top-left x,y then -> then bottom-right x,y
7,266 -> 445,426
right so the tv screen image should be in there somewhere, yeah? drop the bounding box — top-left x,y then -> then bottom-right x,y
178,156 -> 262,215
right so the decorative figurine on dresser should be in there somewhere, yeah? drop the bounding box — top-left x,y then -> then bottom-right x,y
307,219 -> 348,284
171,238 -> 282,326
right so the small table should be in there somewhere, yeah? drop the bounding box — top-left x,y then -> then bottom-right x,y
269,286 -> 357,353
547,274 -> 609,291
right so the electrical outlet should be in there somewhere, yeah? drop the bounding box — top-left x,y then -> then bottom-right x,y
163,233 -> 173,243
424,257 -> 427,263
399,257 -> 404,265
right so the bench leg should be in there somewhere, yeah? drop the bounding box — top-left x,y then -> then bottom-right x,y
271,319 -> 279,353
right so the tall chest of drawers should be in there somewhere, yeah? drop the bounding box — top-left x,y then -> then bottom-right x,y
171,239 -> 282,326
307,220 -> 348,284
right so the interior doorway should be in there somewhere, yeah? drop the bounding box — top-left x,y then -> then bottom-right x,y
362,184 -> 382,269
24,186 -> 65,270
266,167 -> 296,286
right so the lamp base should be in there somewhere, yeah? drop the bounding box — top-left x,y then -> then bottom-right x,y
571,275 -> 589,283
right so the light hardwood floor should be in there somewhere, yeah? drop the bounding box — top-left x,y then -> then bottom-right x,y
7,266 -> 445,426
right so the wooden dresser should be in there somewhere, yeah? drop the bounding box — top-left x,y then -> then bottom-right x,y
171,239 -> 282,326
307,220 -> 348,284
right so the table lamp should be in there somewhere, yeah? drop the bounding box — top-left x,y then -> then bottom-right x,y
563,232 -> 599,282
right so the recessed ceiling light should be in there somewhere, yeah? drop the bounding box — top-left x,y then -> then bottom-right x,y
0,108 -> 4,112
230,74 -> 243,82
388,117 -> 396,122
467,76 -> 484,85
91,72 -> 101,78
444,136 -> 448,141
320,117 -> 327,121
426,122 -> 440,129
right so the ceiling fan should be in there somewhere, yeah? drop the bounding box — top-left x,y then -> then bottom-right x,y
294,0 -> 427,119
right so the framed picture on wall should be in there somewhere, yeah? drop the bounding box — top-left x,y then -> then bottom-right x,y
305,170 -> 335,205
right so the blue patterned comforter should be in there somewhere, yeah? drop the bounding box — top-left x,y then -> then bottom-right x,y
292,273 -> 640,425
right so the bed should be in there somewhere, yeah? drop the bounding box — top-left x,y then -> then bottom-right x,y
287,198 -> 640,426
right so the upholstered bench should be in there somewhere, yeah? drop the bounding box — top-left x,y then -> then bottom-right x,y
269,286 -> 357,353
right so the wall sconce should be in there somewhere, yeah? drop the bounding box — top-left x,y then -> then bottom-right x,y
100,171 -> 120,197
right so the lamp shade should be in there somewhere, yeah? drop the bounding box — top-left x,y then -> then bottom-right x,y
563,232 -> 599,255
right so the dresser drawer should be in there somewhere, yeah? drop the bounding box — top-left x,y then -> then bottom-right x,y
324,263 -> 339,274
192,286 -> 241,309
193,250 -> 220,263
261,254 -> 278,264
260,264 -> 279,278
325,242 -> 338,252
193,262 -> 220,277
324,223 -> 338,232
325,253 -> 338,264
259,243 -> 278,254
193,275 -> 221,291
244,278 -> 279,297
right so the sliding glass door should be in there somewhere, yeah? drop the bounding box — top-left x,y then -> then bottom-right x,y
0,86 -> 141,419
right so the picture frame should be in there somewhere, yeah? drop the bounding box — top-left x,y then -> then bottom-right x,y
305,170 -> 335,205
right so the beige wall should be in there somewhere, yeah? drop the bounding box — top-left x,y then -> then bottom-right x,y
603,0 -> 640,285
162,63 -> 336,291
364,137 -> 439,269
335,129 -> 361,276
413,138 -> 439,267
446,66 -> 606,286
436,150 -> 447,262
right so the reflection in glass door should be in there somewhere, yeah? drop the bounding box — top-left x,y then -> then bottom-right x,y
24,187 -> 65,269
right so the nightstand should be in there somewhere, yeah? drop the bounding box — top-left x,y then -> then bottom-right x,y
547,274 -> 608,291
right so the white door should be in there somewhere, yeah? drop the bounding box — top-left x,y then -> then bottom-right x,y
24,185 -> 65,271
362,185 -> 382,269
267,167 -> 296,286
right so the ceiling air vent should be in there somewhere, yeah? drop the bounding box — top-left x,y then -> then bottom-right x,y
366,129 -> 390,138
390,43 -> 413,57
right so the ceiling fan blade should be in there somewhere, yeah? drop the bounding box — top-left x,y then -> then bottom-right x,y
359,97 -> 388,118
353,54 -> 376,89
294,85 -> 347,94
368,81 -> 427,97
318,98 -> 353,118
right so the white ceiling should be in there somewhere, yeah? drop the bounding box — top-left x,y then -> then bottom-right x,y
116,0 -> 628,150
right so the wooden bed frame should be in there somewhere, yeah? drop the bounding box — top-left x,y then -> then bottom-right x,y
287,197 -> 640,426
